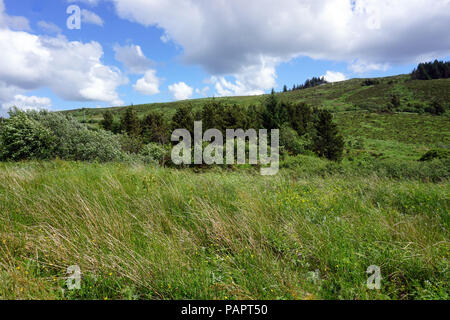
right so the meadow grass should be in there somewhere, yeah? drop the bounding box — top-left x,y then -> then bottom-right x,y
0,161 -> 448,300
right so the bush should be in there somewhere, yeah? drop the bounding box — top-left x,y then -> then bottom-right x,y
139,143 -> 169,165
419,149 -> 450,162
279,124 -> 310,156
0,111 -> 55,161
362,79 -> 380,86
7,110 -> 125,162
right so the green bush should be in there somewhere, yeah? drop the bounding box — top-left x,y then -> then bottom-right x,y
0,111 -> 55,161
279,124 -> 310,155
4,110 -> 126,162
139,143 -> 169,165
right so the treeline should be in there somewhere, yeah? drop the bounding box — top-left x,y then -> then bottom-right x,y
411,60 -> 450,80
0,93 -> 344,164
103,92 -> 345,161
282,76 -> 328,92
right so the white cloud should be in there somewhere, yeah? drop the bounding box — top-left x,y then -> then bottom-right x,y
133,70 -> 160,95
323,71 -> 347,83
0,0 -> 127,107
109,0 -> 450,93
195,86 -> 210,96
114,44 -> 152,74
0,0 -> 30,31
37,21 -> 62,34
349,60 -> 390,74
81,9 -> 104,26
68,0 -> 102,6
168,82 -> 193,100
2,94 -> 52,112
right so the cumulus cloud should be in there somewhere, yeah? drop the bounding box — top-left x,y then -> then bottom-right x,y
81,9 -> 104,26
0,0 -> 127,107
37,21 -> 62,34
114,44 -> 153,74
323,71 -> 347,83
195,86 -> 210,97
133,70 -> 160,95
2,94 -> 52,112
0,0 -> 30,31
168,82 -> 193,100
109,0 -> 450,94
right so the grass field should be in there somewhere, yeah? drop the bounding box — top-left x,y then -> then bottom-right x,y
1,75 -> 449,300
0,161 -> 448,300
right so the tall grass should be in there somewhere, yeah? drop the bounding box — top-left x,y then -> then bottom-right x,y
0,161 -> 448,300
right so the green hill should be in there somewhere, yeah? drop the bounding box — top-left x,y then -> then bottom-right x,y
63,74 -> 450,162
64,74 -> 450,122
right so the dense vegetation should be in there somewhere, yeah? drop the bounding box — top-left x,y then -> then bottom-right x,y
0,93 -> 346,163
411,60 -> 450,80
0,70 -> 449,300
283,76 -> 328,92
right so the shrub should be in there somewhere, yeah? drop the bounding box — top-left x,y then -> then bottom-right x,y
419,149 -> 450,162
22,110 -> 125,162
0,110 -> 55,161
279,124 -> 310,155
139,143 -> 169,165
362,79 -> 380,86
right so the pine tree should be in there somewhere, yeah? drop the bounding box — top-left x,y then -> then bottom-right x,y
120,107 -> 140,136
171,105 -> 195,136
312,110 -> 344,161
101,111 -> 114,131
262,90 -> 287,129
141,111 -> 169,144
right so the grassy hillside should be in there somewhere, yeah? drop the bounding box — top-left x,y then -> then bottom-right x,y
62,75 -> 450,164
63,75 -> 450,124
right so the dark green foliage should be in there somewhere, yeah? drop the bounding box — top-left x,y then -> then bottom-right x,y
283,85 -> 288,93
411,60 -> 450,80
424,100 -> 446,115
101,111 -> 114,131
201,101 -> 225,130
362,79 -> 380,86
312,110 -> 344,161
141,111 -> 169,144
120,107 -> 141,136
286,102 -> 312,136
261,91 -> 287,129
291,76 -> 328,91
246,104 -> 263,129
419,149 -> 450,162
223,104 -> 250,130
171,105 -> 195,135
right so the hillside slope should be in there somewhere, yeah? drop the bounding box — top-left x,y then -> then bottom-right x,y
64,74 -> 450,122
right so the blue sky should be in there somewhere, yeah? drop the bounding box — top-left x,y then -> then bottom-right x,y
0,0 -> 449,114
